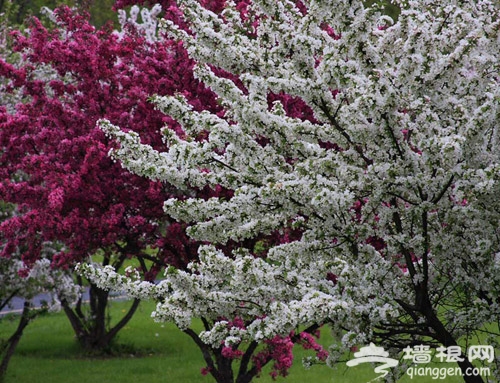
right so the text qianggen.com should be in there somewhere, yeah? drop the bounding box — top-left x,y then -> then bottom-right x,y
407,366 -> 490,380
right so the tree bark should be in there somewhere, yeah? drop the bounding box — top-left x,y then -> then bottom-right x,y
62,283 -> 140,352
183,322 -> 321,383
0,301 -> 33,382
422,302 -> 485,383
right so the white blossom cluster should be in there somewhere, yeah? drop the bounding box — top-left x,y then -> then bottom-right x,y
78,244 -> 392,348
1,204 -> 80,313
92,0 -> 500,368
1,256 -> 81,313
40,4 -> 163,43
116,4 -> 163,42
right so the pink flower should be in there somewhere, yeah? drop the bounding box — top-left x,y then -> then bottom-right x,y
221,346 -> 244,359
47,187 -> 64,211
17,268 -> 30,278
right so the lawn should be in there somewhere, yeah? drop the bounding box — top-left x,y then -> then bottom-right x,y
0,300 -> 468,383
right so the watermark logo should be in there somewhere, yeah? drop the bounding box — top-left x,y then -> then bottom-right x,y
403,344 -> 492,380
346,343 -> 398,381
347,343 -> 493,381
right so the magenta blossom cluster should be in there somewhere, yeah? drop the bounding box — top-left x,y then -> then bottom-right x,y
0,6 -> 220,270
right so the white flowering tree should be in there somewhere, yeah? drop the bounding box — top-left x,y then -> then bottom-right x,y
81,0 -> 500,382
0,251 -> 80,380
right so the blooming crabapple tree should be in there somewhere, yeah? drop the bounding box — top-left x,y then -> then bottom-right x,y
83,0 -> 500,382
0,244 -> 79,380
0,9 -> 81,380
79,259 -> 327,383
0,5 -> 215,351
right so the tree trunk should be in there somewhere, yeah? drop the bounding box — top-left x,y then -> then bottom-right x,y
421,296 -> 485,383
0,301 -> 33,382
183,328 -> 236,383
456,359 -> 485,383
62,283 -> 140,352
183,324 -> 290,383
215,347 -> 235,383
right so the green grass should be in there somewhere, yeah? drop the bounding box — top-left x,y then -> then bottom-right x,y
0,301 -> 473,383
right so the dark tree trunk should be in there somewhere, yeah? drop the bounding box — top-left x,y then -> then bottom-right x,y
183,328 -> 235,383
422,302 -> 485,383
62,283 -> 140,352
182,321 -> 320,383
389,207 -> 485,383
0,301 -> 33,382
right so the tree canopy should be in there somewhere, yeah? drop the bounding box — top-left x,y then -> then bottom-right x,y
0,4 -> 211,350
82,1 -> 500,382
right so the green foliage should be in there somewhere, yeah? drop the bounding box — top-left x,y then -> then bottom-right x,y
0,0 -> 117,28
364,0 -> 401,20
86,0 -> 117,28
0,0 -> 73,25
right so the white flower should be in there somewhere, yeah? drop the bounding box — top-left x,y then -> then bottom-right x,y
92,0 -> 500,365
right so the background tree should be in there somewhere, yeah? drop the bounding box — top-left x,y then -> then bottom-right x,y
0,4 -> 212,351
0,0 -> 118,27
85,0 -> 500,382
0,215 -> 79,382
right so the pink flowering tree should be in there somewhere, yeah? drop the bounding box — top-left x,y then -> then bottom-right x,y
0,251 -> 80,380
0,5 -> 215,351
